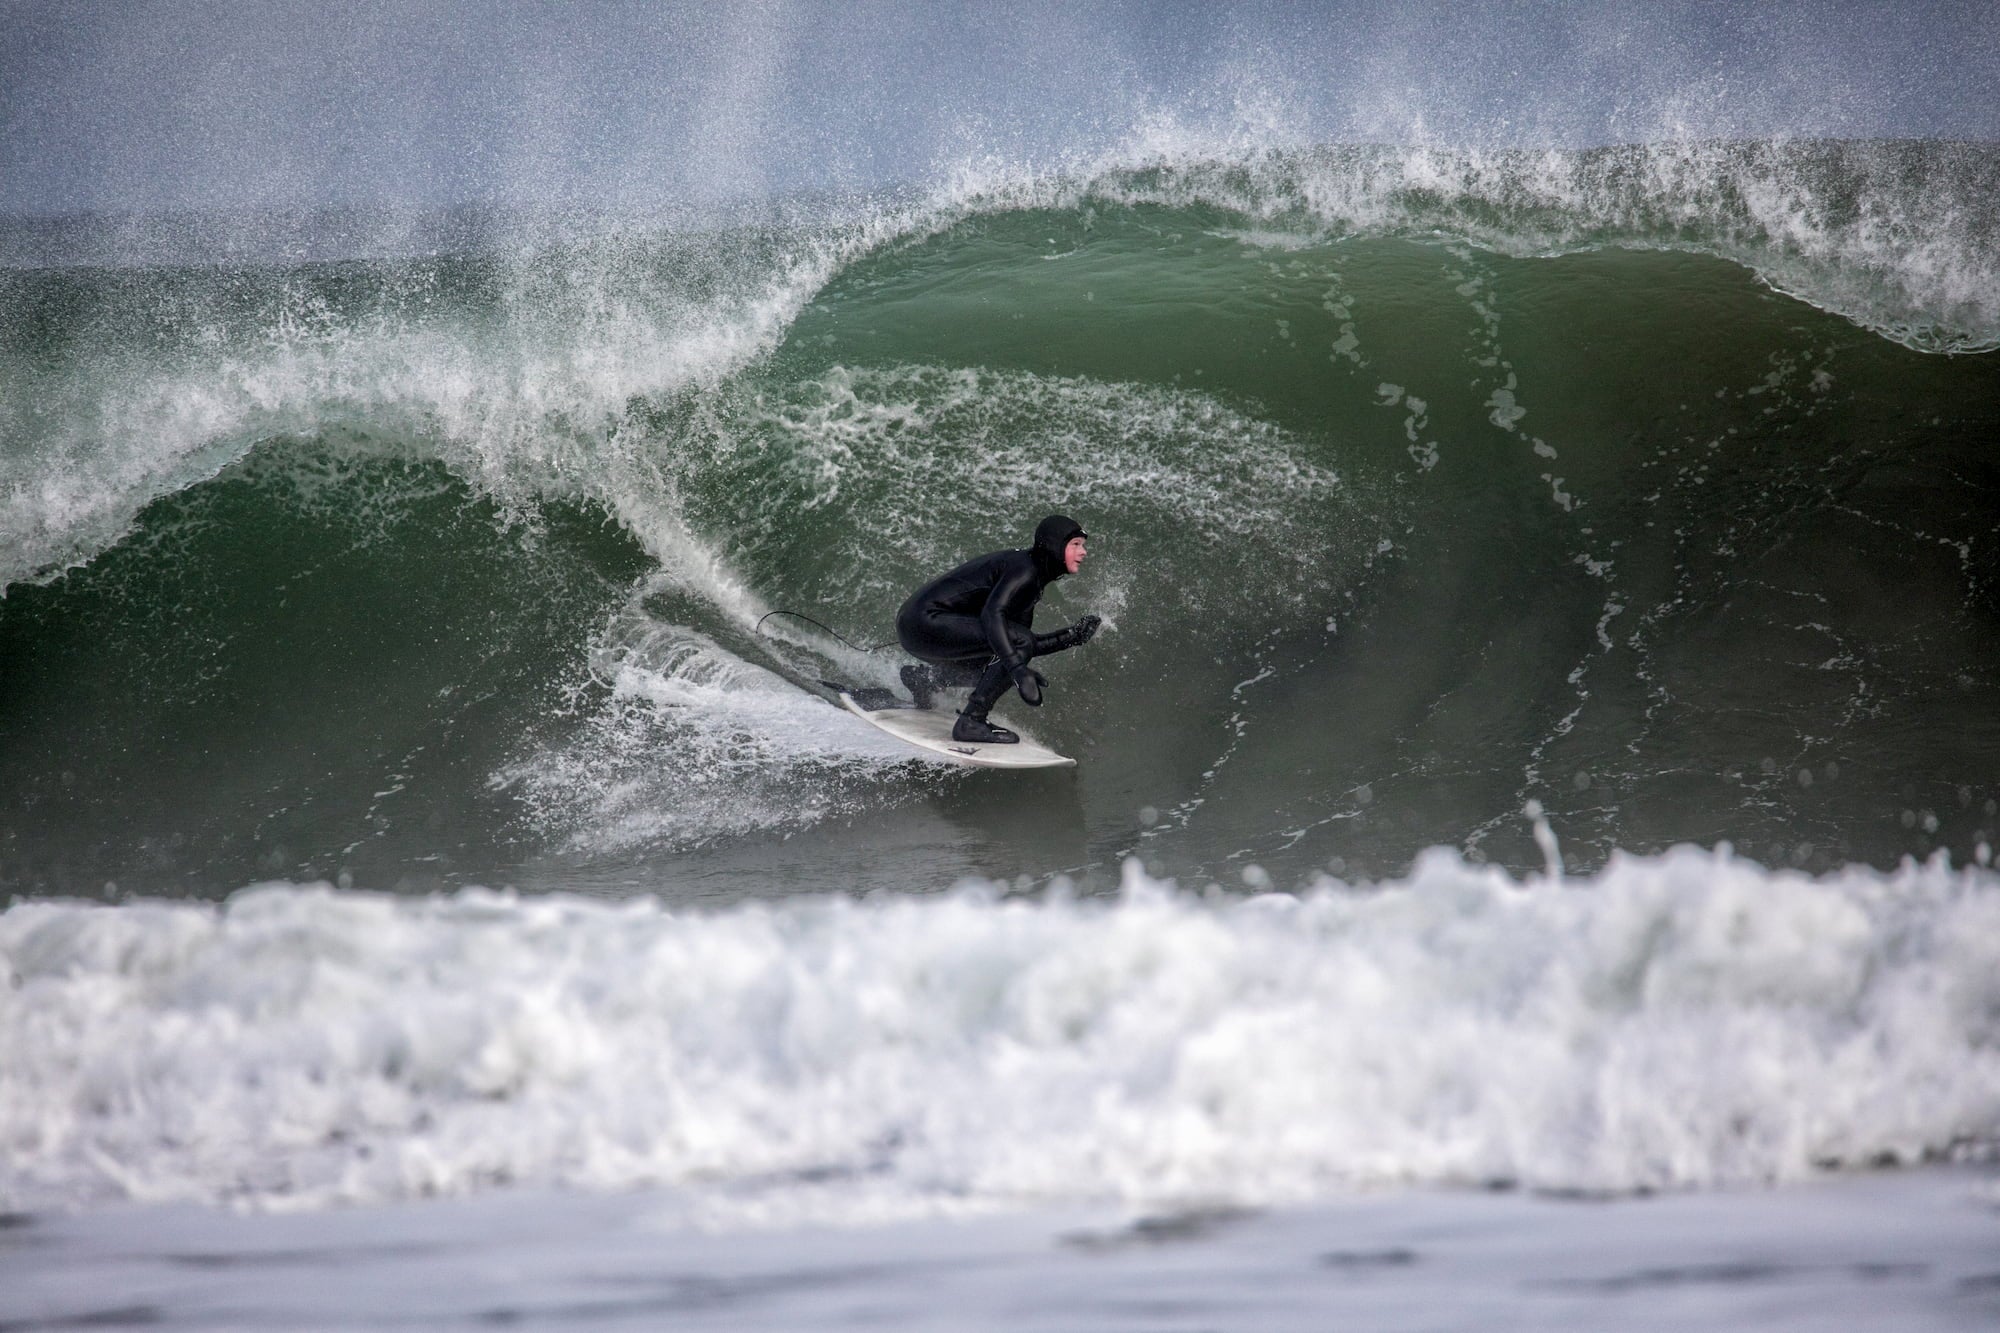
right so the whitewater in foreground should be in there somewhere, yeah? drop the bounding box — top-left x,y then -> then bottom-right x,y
4,844 -> 1999,1327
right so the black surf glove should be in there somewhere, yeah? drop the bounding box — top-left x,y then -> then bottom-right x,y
1011,664 -> 1046,706
1035,614 -> 1102,654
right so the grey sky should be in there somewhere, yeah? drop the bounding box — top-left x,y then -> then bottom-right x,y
4,0 -> 1996,215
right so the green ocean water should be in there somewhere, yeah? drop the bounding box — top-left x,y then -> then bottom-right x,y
2,141 -> 1998,903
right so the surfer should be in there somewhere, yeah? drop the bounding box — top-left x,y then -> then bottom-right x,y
896,514 -> 1102,744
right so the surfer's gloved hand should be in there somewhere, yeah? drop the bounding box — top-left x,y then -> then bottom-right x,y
1010,664 -> 1046,706
1034,614 -> 1101,654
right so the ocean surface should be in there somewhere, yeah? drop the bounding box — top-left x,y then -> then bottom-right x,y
4,130 -> 2000,1326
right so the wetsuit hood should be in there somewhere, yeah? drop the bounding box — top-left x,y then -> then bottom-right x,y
1031,514 -> 1086,580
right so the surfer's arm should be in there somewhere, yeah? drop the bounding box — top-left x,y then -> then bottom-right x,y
980,564 -> 1037,669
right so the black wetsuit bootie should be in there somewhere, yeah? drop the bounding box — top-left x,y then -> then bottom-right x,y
953,664 -> 1019,743
952,712 -> 1019,744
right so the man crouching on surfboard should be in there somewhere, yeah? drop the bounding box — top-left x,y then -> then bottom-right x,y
895,514 -> 1101,744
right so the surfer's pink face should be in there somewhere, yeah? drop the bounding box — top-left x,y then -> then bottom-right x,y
1064,535 -> 1087,574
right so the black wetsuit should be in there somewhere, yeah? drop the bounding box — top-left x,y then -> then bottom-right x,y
897,515 -> 1089,710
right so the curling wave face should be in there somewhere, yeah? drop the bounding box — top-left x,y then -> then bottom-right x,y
1,137 -> 1998,898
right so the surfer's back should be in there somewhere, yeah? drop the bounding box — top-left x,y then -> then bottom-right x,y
897,547 -> 1042,627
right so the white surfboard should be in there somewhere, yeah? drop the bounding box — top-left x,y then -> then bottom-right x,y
839,693 -> 1075,769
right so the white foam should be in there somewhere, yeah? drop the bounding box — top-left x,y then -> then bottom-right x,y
498,610 -> 919,854
731,363 -> 1355,600
4,847 -> 1996,1225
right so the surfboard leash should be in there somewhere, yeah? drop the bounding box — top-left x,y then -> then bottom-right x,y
753,609 -> 898,654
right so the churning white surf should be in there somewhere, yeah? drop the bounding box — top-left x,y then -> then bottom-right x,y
4,846 -> 1997,1225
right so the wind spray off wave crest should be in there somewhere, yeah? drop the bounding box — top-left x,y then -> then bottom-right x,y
1005,137 -> 2000,353
7,132 -> 1991,590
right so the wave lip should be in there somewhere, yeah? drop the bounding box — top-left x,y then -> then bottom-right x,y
3,846 -> 1996,1225
7,135 -> 1991,594
961,136 -> 2000,354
